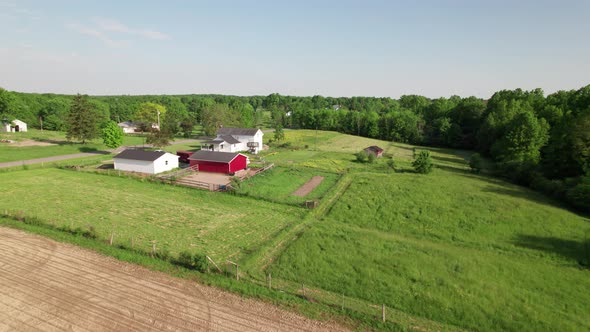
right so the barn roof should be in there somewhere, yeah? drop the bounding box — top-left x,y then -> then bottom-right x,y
364,146 -> 384,153
217,127 -> 261,136
114,149 -> 167,162
189,150 -> 244,163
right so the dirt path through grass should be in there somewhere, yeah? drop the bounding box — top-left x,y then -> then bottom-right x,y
0,226 -> 347,332
292,176 -> 325,196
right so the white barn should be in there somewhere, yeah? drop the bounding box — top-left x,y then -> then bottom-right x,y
201,128 -> 264,154
113,149 -> 179,174
1,119 -> 27,132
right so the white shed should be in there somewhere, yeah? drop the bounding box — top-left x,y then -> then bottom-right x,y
113,149 -> 179,174
12,120 -> 27,132
1,119 -> 27,132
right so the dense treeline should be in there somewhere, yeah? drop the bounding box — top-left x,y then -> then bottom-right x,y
0,85 -> 588,210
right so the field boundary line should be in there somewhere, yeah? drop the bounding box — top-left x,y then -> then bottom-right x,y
241,173 -> 354,278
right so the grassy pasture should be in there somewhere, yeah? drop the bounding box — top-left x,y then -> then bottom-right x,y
0,129 -> 145,162
4,128 -> 589,331
0,168 -> 304,262
236,166 -> 340,205
272,168 -> 590,331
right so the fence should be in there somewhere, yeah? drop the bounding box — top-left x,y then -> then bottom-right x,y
0,209 -> 455,331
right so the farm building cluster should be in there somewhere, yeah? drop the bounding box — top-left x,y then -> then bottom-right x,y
113,127 -> 262,177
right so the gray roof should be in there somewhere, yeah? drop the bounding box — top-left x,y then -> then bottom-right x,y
364,146 -> 384,153
189,150 -> 242,163
217,127 -> 260,136
219,135 -> 241,144
114,149 -> 167,162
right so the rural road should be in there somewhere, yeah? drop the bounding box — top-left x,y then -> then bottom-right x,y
0,227 -> 347,332
0,139 -> 201,169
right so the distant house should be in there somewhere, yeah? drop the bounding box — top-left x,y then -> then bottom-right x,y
364,146 -> 384,158
1,119 -> 27,133
189,150 -> 249,174
117,121 -> 138,134
113,149 -> 179,174
118,121 -> 159,133
201,127 -> 264,154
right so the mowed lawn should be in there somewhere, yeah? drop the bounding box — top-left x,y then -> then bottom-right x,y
236,166 -> 340,205
273,168 -> 590,331
0,129 -> 146,163
0,168 -> 305,262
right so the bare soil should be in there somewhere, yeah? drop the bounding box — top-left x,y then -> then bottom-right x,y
10,139 -> 57,147
0,227 -> 348,332
292,176 -> 325,197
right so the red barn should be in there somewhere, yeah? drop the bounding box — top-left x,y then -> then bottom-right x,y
189,150 -> 249,174
363,146 -> 384,158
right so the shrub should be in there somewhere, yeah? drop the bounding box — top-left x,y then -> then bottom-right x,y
387,158 -> 396,171
469,153 -> 482,173
412,150 -> 433,174
367,153 -> 376,164
176,251 -> 207,272
566,176 -> 590,211
355,151 -> 368,163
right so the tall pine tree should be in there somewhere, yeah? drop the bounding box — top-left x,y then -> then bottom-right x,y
66,94 -> 100,144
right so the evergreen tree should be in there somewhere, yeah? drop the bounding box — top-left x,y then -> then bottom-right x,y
66,94 -> 100,144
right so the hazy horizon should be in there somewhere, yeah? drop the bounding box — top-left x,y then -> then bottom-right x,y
1,0 -> 589,99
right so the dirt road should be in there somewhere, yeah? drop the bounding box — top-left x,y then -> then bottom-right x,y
0,227 -> 347,332
292,176 -> 325,197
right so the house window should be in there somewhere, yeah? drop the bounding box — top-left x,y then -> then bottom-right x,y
165,160 -> 168,165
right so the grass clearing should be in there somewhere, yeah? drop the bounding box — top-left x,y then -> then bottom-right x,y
272,169 -> 590,331
236,166 -> 340,205
0,168 -> 304,262
0,129 -> 145,162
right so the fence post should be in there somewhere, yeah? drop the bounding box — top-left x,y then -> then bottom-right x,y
268,273 -> 272,289
109,232 -> 114,246
382,304 -> 385,322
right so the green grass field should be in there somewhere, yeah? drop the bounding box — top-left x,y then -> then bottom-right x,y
0,168 -> 304,262
236,166 -> 340,205
0,129 -> 145,162
256,131 -> 590,331
2,128 -> 589,331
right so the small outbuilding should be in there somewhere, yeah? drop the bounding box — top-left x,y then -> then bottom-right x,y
1,119 -> 27,132
113,149 -> 179,174
189,150 -> 249,174
364,146 -> 384,158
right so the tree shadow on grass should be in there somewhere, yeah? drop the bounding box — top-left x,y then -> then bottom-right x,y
513,234 -> 590,268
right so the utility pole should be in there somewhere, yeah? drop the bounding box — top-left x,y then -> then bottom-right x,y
157,111 -> 161,130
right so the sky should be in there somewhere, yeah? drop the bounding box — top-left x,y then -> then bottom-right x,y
0,0 -> 589,98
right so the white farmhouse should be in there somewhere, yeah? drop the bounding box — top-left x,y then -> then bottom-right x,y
1,119 -> 27,132
113,149 -> 179,174
201,128 -> 264,154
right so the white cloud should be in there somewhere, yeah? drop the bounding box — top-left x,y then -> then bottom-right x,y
66,23 -> 125,47
94,17 -> 170,40
66,18 -> 169,47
